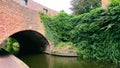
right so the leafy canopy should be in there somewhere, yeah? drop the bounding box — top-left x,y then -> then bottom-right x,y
70,0 -> 101,15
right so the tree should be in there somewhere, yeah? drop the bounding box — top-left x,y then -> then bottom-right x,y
110,0 -> 120,2
70,0 -> 101,15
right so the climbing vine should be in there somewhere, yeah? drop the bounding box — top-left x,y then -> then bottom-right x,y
40,11 -> 73,45
40,2 -> 120,63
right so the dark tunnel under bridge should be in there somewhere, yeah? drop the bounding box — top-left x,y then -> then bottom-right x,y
8,30 -> 49,54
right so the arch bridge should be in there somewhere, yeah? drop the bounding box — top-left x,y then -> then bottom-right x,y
0,0 -> 110,53
0,0 -> 57,53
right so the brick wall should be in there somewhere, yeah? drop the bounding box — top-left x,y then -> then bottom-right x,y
102,0 -> 110,9
13,0 -> 58,16
0,0 -> 45,43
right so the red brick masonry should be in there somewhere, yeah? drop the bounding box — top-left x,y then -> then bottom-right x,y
102,0 -> 109,9
0,0 -> 57,44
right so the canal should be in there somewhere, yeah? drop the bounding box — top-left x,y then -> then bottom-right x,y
17,54 -> 119,68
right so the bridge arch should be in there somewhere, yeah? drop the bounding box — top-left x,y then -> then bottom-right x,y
5,30 -> 50,54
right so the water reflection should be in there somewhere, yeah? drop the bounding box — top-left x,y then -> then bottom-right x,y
18,54 -> 120,68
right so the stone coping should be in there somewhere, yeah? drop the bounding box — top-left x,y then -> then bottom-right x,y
10,55 -> 29,68
0,49 -> 29,68
45,51 -> 78,57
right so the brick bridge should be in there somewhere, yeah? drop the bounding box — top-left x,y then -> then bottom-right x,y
0,0 -> 57,53
0,0 -> 110,67
0,0 -> 109,54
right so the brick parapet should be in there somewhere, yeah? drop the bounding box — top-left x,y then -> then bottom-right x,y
0,0 -> 45,43
102,0 -> 110,9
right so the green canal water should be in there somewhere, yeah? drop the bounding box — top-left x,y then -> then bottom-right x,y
18,54 -> 119,68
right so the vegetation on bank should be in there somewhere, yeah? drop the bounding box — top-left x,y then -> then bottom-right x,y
40,11 -> 77,53
0,37 -> 19,55
40,2 -> 120,63
40,10 -> 73,45
71,2 -> 120,63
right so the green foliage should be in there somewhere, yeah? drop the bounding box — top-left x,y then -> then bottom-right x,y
71,2 -> 120,63
3,37 -> 19,54
70,0 -> 101,15
40,2 -> 120,63
57,42 -> 74,47
110,0 -> 120,3
40,11 -> 73,45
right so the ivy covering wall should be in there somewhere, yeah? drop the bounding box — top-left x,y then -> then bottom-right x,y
40,2 -> 120,63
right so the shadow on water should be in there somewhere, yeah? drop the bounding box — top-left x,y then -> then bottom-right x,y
0,48 -> 120,68
17,53 -> 120,68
